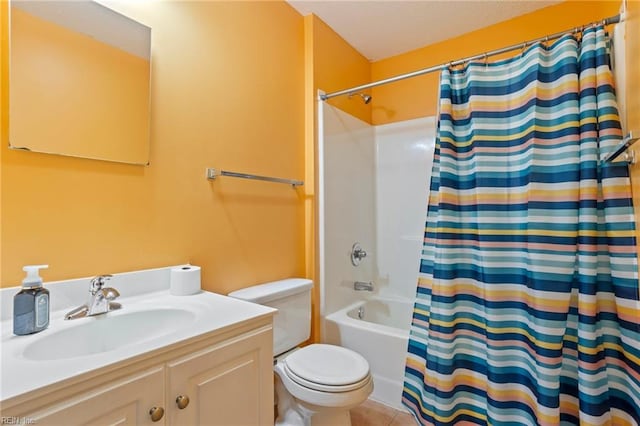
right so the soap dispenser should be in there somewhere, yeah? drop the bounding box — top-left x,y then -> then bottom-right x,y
13,265 -> 50,335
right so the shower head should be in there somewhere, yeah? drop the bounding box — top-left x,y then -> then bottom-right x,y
348,92 -> 372,104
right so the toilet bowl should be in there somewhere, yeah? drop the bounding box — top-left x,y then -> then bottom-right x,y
228,279 -> 373,426
274,344 -> 373,426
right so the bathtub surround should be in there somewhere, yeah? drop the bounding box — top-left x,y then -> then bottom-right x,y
404,27 -> 640,424
375,118 -> 435,301
320,102 -> 435,409
320,103 -> 376,318
320,106 -> 436,316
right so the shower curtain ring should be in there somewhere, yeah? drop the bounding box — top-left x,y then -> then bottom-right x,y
578,25 -> 587,40
520,42 -> 528,56
483,52 -> 488,67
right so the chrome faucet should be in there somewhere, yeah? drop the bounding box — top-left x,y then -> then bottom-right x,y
354,281 -> 374,292
64,275 -> 121,320
350,243 -> 368,266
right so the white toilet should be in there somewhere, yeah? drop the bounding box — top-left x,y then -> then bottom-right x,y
229,278 -> 373,426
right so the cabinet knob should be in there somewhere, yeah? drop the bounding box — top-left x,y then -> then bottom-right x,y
176,395 -> 190,409
149,406 -> 165,422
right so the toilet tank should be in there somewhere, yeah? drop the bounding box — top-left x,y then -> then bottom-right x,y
228,278 -> 313,356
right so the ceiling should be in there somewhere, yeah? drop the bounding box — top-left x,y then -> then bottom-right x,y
286,1 -> 563,62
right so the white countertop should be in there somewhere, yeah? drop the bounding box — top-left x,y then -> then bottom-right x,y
0,266 -> 275,402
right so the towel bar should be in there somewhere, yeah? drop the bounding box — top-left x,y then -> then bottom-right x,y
206,168 -> 303,188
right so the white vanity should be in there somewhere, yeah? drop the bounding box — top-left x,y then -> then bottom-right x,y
0,266 -> 275,425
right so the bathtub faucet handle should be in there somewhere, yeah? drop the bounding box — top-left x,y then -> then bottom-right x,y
354,281 -> 374,292
350,243 -> 368,266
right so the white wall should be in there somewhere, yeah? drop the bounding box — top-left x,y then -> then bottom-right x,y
375,117 -> 436,300
321,103 -> 376,316
320,102 -> 436,316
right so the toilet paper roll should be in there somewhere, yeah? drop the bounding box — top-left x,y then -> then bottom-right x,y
170,265 -> 201,296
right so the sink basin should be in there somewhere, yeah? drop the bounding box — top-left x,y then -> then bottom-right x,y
23,308 -> 196,361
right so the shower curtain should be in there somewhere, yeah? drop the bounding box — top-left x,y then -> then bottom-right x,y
403,26 -> 640,425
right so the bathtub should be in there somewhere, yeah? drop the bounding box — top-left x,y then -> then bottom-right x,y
324,297 -> 413,410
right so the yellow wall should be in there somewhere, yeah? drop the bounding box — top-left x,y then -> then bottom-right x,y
625,0 -> 640,252
627,0 -> 640,133
1,1 -> 306,293
303,14 -> 371,341
369,0 -> 640,261
371,1 -> 622,125
10,7 -> 149,163
307,15 -> 371,125
0,0 -> 5,285
2,0 -> 636,342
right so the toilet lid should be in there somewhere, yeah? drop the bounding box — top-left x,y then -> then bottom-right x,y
283,344 -> 370,387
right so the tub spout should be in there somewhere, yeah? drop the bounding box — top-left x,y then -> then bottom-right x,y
354,281 -> 374,291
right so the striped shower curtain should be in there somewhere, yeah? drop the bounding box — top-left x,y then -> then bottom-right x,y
403,26 -> 640,425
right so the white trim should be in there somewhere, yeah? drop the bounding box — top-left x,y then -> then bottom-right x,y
317,90 -> 326,336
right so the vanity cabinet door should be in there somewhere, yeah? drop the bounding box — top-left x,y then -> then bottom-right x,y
166,327 -> 273,426
27,367 -> 165,426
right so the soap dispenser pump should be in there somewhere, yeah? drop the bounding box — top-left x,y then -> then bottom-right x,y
13,265 -> 50,335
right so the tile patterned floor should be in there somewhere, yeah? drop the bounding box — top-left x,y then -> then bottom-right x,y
350,399 -> 417,426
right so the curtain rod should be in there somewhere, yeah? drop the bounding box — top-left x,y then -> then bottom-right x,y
320,14 -> 621,101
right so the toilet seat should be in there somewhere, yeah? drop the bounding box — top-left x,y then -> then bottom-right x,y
274,344 -> 373,408
281,344 -> 371,393
275,362 -> 373,409
283,363 -> 371,393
